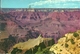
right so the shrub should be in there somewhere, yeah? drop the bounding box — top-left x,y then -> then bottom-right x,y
73,32 -> 79,37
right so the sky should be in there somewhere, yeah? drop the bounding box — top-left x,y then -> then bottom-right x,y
1,0 -> 80,8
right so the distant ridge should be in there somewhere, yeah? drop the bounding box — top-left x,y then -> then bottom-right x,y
1,8 -> 80,12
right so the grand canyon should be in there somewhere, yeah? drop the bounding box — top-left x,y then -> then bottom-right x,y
0,8 -> 80,54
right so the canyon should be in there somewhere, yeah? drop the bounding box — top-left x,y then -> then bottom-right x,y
0,9 -> 80,53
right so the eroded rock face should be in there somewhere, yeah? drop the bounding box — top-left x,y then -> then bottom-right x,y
1,9 -> 80,42
0,29 -> 41,53
50,30 -> 80,54
0,9 -> 80,53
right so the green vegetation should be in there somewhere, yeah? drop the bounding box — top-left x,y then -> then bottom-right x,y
73,32 -> 79,37
0,23 -> 6,31
11,48 -> 22,54
11,35 -> 55,54
65,43 -> 69,48
24,45 -> 51,54
70,39 -> 75,44
60,49 -> 62,52
35,46 -> 51,54
11,42 -> 53,54
24,39 -> 54,54
0,35 -> 16,53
